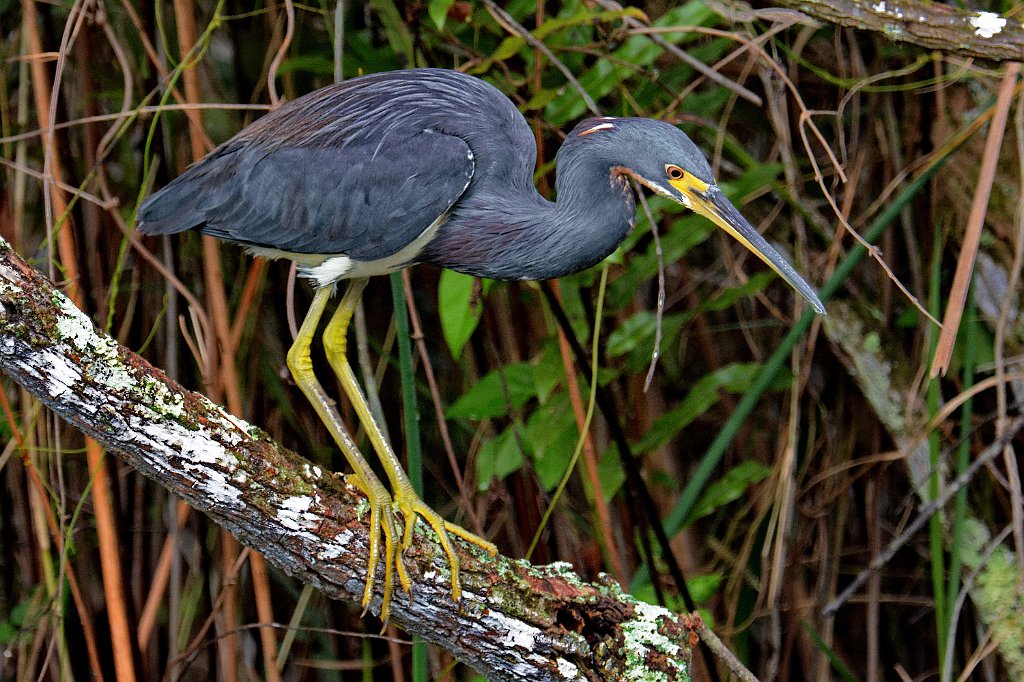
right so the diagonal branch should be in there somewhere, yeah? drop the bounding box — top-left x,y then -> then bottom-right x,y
0,238 -> 693,682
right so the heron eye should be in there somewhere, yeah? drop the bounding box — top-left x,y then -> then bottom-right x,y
666,165 -> 685,180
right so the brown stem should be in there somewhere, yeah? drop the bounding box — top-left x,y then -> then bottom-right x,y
550,280 -> 628,586
24,2 -> 137,679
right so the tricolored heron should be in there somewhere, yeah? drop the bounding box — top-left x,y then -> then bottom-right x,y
139,67 -> 824,621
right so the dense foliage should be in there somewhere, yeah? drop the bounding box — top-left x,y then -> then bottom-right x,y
2,0 -> 1022,679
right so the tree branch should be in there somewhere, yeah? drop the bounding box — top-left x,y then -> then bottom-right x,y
771,0 -> 1023,62
0,238 -> 694,681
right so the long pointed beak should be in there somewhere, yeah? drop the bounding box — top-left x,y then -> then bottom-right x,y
676,183 -> 825,314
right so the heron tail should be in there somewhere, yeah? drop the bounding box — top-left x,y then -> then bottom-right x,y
136,145 -> 241,236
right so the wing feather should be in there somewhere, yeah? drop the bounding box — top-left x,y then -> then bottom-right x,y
139,130 -> 474,262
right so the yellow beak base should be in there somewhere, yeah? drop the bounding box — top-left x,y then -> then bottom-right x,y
670,180 -> 825,314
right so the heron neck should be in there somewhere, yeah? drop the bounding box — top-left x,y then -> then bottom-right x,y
424,164 -> 636,281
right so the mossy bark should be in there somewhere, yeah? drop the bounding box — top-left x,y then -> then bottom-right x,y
0,239 -> 692,682
774,0 -> 1023,61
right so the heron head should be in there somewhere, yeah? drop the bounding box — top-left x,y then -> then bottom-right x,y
568,117 -> 825,314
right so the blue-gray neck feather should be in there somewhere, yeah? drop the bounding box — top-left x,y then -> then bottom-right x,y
422,126 -> 637,281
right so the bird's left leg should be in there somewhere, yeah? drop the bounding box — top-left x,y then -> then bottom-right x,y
322,277 -> 497,602
286,286 -> 407,622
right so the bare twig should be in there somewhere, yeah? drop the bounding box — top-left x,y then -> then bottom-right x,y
267,0 -> 295,108
823,417 -> 1024,615
480,0 -> 599,116
594,0 -> 764,106
686,612 -> 759,682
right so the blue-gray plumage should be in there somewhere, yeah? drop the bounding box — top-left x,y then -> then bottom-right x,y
138,68 -> 823,311
136,68 -> 824,622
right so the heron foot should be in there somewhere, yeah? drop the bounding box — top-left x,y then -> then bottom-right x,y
345,473 -> 410,624
392,484 -> 497,602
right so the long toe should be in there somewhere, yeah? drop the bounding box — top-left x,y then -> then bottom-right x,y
346,474 -> 407,623
443,520 -> 498,556
376,503 -> 401,623
393,488 -> 494,603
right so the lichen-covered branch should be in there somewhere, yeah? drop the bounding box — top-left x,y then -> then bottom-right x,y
0,238 -> 692,682
773,0 -> 1023,61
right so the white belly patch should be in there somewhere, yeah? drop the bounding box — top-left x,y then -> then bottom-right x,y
246,213 -> 447,289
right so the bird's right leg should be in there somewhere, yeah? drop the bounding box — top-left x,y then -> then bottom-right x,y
286,286 -> 408,622
322,278 -> 496,606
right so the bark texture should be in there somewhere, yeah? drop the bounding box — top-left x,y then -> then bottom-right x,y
0,238 -> 692,681
773,0 -> 1023,61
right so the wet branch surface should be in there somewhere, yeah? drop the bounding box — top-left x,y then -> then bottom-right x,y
0,239 -> 693,682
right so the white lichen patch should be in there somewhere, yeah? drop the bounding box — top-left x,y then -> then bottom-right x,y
281,495 -> 314,513
278,493 -> 320,532
41,349 -> 84,398
871,1 -> 904,18
317,529 -> 354,560
557,658 -> 580,679
55,299 -> 98,349
302,462 -> 324,479
56,297 -> 137,391
970,11 -> 1006,38
0,276 -> 23,294
493,612 -> 541,649
51,294 -> 189,418
620,601 -> 685,681
138,375 -> 186,418
138,420 -> 244,508
211,405 -> 253,444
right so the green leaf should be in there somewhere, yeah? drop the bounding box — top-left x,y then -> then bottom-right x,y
522,88 -> 560,111
598,444 -> 626,501
438,270 -> 484,358
446,362 -> 536,420
368,0 -> 415,63
492,36 -> 527,61
683,572 -> 724,603
532,342 -> 564,404
532,7 -> 648,40
526,399 -> 578,490
276,54 -> 335,76
718,163 -> 785,198
607,215 -> 713,310
469,36 -> 526,72
476,428 -> 528,489
804,621 -> 859,682
635,363 -> 768,454
630,312 -> 692,362
701,271 -> 775,312
544,2 -> 715,124
686,460 -> 772,523
606,311 -> 656,357
427,0 -> 454,30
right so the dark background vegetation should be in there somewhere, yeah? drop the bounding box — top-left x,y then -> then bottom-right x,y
2,0 -> 1023,679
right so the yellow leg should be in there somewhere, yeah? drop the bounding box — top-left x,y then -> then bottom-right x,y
286,286 -> 407,622
323,278 -> 497,603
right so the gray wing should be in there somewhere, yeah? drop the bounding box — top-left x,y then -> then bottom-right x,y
138,129 -> 474,261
